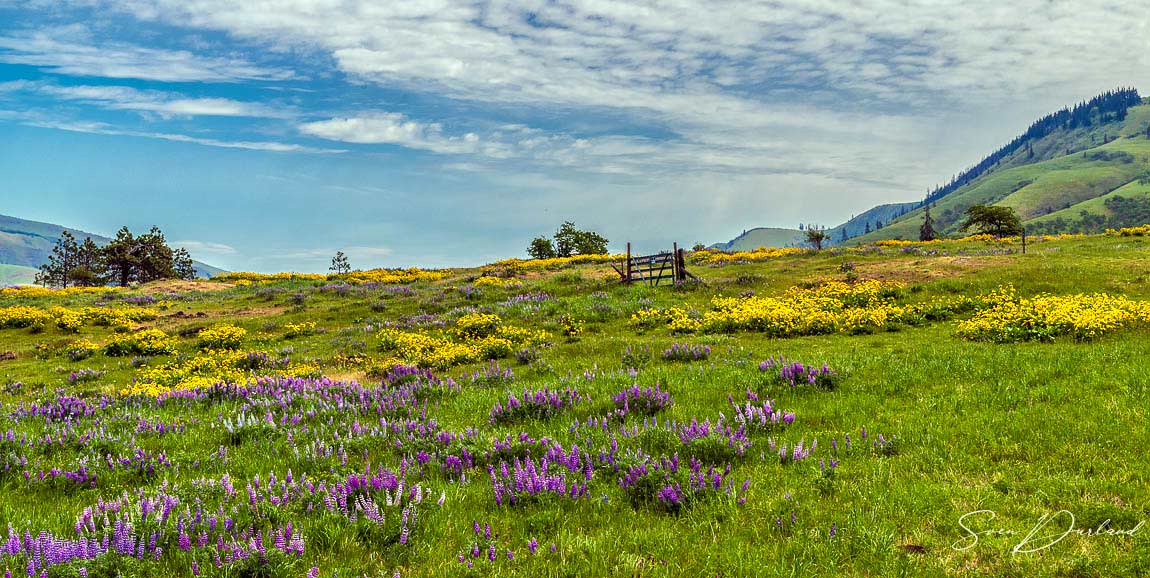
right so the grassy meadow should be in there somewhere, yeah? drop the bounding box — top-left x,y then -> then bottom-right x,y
2,232 -> 1150,577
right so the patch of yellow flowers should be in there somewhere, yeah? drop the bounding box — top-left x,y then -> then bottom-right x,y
283,321 -> 317,338
215,268 -> 444,285
104,328 -> 178,356
646,280 -> 912,336
197,324 -> 247,350
0,305 -> 158,332
0,286 -> 117,299
379,313 -> 549,369
1107,224 -> 1150,237
122,348 -> 320,396
691,247 -> 808,265
956,285 -> 1150,342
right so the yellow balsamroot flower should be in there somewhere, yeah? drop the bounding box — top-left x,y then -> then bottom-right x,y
488,253 -> 624,271
198,324 -> 247,350
692,247 -> 807,265
104,329 -> 177,356
283,321 -> 317,338
630,308 -> 666,329
956,286 -> 1150,342
0,286 -> 117,299
454,313 -> 502,339
698,280 -> 907,336
472,276 -> 505,289
48,307 -> 85,332
1108,224 -> 1150,237
0,306 -> 53,329
64,338 -> 99,360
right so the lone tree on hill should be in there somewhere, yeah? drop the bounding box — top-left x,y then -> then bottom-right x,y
919,206 -> 937,241
960,205 -> 1023,237
528,222 -> 609,258
528,236 -> 557,259
805,226 -> 829,250
330,251 -> 351,274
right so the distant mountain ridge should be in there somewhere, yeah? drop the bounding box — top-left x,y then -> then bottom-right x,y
0,214 -> 225,284
713,88 -> 1150,249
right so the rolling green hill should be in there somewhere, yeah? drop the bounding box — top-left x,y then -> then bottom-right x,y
850,93 -> 1150,244
0,213 -> 226,282
710,227 -> 805,251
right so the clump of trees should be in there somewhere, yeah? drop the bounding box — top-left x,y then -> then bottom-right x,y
36,226 -> 196,288
527,222 -> 609,259
960,205 -> 1023,237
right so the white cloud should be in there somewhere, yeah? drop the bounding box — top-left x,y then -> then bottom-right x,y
299,113 -> 482,154
173,240 -> 238,255
0,26 -> 294,82
20,82 -> 291,118
25,118 -> 345,153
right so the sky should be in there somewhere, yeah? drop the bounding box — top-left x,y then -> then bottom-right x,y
0,1 -> 1146,272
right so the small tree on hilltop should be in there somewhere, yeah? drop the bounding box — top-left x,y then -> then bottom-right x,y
173,248 -> 197,280
805,226 -> 829,250
919,206 -> 937,241
103,227 -> 138,287
549,221 -> 609,257
71,236 -> 108,286
528,236 -> 557,259
960,205 -> 1023,237
330,251 -> 351,274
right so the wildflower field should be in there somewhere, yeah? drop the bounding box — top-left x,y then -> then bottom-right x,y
2,232 -> 1150,577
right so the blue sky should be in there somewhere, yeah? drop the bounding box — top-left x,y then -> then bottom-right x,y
0,1 -> 1145,272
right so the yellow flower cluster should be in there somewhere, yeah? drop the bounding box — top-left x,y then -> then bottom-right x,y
214,268 -> 444,285
343,268 -> 445,284
0,286 -> 117,299
1107,224 -> 1150,237
65,338 -> 98,359
691,247 -> 807,265
198,324 -> 247,350
488,253 -> 623,271
955,286 -> 1150,342
698,280 -> 907,336
379,314 -> 549,369
283,321 -> 317,338
0,305 -> 158,331
104,329 -> 178,356
125,348 -> 321,396
630,307 -> 701,333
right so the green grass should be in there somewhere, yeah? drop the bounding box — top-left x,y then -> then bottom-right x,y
2,235 -> 1150,577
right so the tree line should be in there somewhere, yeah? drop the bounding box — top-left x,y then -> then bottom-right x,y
36,226 -> 196,288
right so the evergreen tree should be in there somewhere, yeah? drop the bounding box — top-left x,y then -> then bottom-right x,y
919,207 -> 937,241
71,237 -> 107,286
35,231 -> 79,288
330,251 -> 351,274
103,227 -> 138,287
840,228 -> 848,242
173,248 -> 197,280
135,226 -> 177,283
864,222 -> 871,234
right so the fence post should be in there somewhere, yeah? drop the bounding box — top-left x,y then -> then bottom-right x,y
672,242 -> 679,284
625,242 -> 631,284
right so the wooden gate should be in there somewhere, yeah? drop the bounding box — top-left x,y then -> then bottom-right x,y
612,243 -> 699,286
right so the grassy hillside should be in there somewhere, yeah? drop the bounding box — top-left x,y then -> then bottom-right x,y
824,202 -> 917,243
2,233 -> 1150,577
851,101 -> 1150,244
0,213 -> 226,278
0,263 -> 38,286
711,227 -> 804,250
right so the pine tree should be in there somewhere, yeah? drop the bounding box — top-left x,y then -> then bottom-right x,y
173,248 -> 196,280
35,231 -> 79,288
864,222 -> 871,234
330,251 -> 351,274
919,207 -> 937,241
103,227 -> 139,287
71,237 -> 107,286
